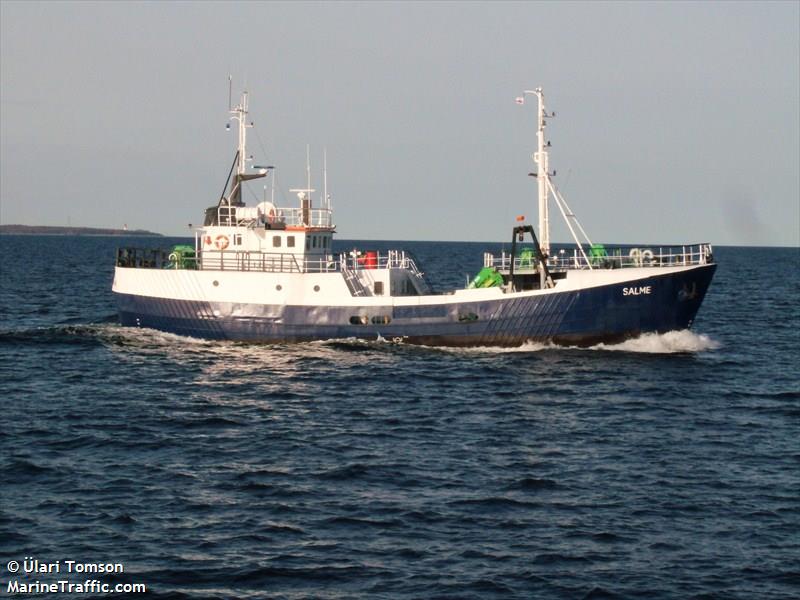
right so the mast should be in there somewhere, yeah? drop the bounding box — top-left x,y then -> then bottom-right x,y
236,91 -> 248,179
519,87 -> 553,257
226,90 -> 266,206
518,88 -> 595,268
535,88 -> 550,257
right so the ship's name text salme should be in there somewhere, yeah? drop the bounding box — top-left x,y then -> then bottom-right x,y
623,286 -> 652,296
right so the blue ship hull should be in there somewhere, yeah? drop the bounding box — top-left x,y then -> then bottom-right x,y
114,264 -> 716,347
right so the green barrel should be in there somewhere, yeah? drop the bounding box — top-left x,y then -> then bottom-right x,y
468,267 -> 504,289
519,247 -> 535,268
589,244 -> 607,266
166,244 -> 197,269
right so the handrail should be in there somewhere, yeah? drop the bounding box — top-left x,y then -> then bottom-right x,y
484,243 -> 714,271
118,248 -> 428,277
217,205 -> 334,228
201,251 -> 338,273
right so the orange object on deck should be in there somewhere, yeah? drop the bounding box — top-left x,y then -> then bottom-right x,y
365,251 -> 378,269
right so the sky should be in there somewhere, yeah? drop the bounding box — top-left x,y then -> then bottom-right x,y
1,1 -> 798,246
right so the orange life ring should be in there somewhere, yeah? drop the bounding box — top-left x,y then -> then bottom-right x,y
214,235 -> 229,250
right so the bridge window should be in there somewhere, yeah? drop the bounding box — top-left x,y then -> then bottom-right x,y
287,236 -> 295,248
350,316 -> 369,325
273,236 -> 282,248
371,315 -> 391,325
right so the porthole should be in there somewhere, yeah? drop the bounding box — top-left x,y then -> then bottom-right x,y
371,315 -> 391,325
350,316 -> 369,325
313,285 -> 320,292
276,284 -> 282,291
212,280 -> 219,287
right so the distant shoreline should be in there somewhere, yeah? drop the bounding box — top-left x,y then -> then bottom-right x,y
0,225 -> 163,237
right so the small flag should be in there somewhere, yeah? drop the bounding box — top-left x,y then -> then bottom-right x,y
515,97 -> 525,105
516,215 -> 525,222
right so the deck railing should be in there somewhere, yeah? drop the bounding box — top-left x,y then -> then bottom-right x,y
280,207 -> 333,228
200,251 -> 339,273
484,243 -> 714,272
116,248 -> 175,269
217,205 -> 334,228
117,247 -> 426,278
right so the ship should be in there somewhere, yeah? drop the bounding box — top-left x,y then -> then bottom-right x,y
112,88 -> 716,346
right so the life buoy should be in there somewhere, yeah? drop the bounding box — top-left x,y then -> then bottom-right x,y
214,235 -> 229,250
629,248 -> 641,266
641,249 -> 655,264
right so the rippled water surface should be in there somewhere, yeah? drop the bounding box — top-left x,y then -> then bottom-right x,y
1,236 -> 798,599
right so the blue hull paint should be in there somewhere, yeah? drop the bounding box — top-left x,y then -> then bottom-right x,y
115,264 -> 716,346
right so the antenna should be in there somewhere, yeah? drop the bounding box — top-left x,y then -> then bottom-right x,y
306,144 -> 311,198
323,148 -> 328,210
271,169 -> 275,204
228,75 -> 232,111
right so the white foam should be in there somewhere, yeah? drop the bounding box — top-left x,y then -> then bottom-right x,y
444,340 -> 555,354
99,325 -> 718,356
423,330 -> 719,355
590,330 -> 720,354
105,325 -> 214,347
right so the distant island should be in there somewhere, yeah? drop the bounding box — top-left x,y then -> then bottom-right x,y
0,225 -> 163,236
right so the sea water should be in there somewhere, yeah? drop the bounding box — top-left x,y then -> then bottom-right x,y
1,236 -> 798,599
